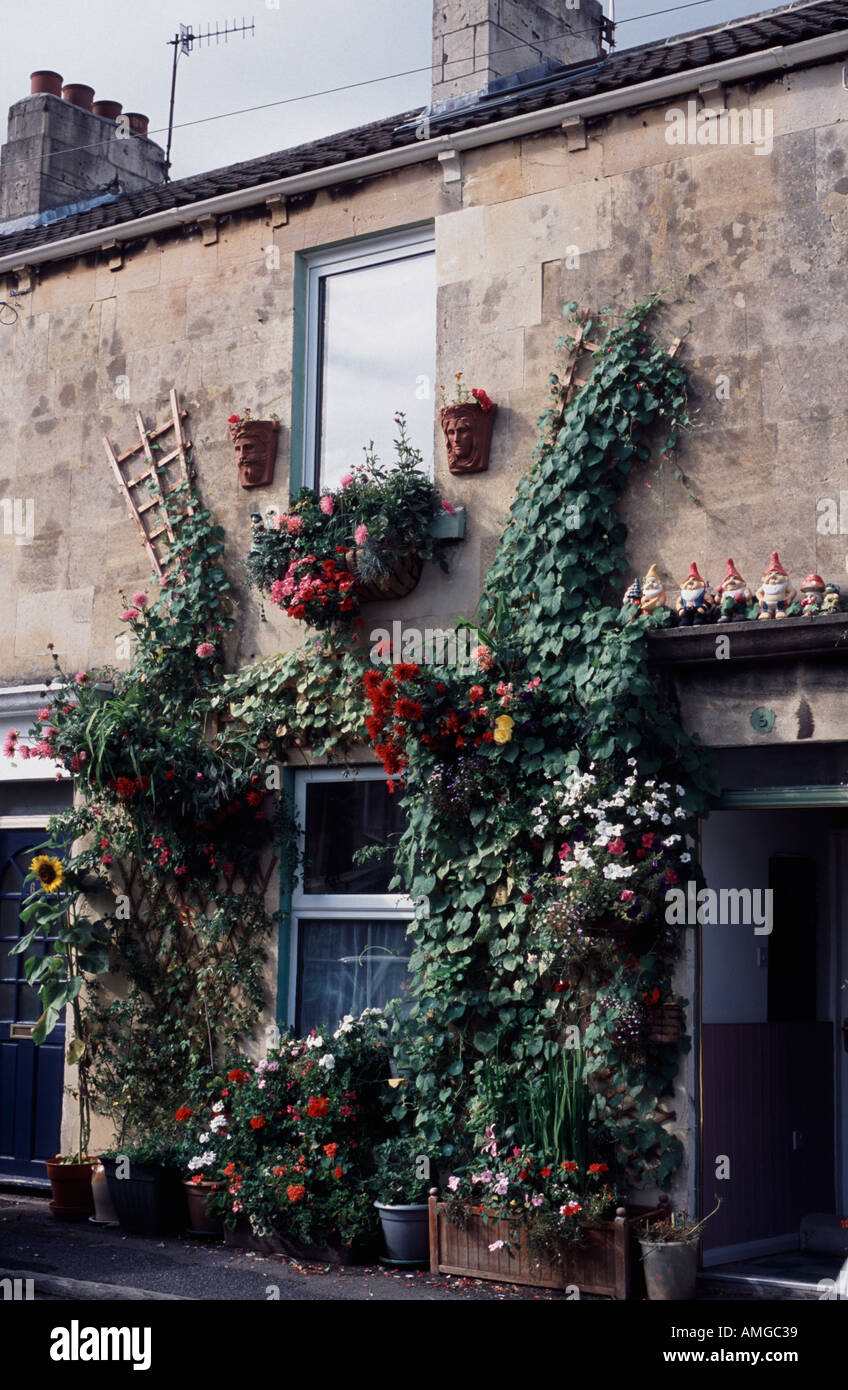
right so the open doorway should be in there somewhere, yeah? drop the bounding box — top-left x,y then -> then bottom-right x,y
699,805 -> 848,1293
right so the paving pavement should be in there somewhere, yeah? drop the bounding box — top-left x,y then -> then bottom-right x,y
0,1191 -> 815,1302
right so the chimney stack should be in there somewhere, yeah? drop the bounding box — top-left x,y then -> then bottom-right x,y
432,0 -> 605,106
0,71 -> 167,222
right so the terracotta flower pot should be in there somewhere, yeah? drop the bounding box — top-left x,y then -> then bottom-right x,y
439,402 -> 497,476
342,547 -> 422,601
46,1158 -> 95,1221
228,417 -> 280,488
184,1180 -> 223,1237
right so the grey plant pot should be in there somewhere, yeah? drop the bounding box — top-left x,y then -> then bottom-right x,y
639,1237 -> 699,1300
374,1202 -> 430,1263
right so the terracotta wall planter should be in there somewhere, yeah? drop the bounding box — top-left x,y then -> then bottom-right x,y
229,418 -> 280,488
342,546 -> 423,601
429,1196 -> 668,1298
439,403 -> 497,476
184,1180 -> 223,1237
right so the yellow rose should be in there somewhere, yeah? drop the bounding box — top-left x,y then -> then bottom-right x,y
495,714 -> 514,730
493,726 -> 512,744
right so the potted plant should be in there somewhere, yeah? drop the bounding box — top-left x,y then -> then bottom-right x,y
228,409 -> 280,488
9,850 -> 108,1220
372,1134 -> 432,1264
638,1198 -> 721,1301
439,374 -> 497,475
246,412 -> 458,628
101,1133 -> 188,1237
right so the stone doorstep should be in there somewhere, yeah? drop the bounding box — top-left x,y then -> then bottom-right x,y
647,613 -> 848,666
697,1270 -> 821,1300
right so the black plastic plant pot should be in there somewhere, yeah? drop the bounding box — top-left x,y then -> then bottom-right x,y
101,1158 -> 188,1237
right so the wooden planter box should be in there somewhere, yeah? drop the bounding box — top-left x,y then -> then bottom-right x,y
429,1196 -> 668,1299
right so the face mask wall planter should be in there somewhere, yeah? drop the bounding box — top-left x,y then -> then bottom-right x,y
228,414 -> 280,489
439,398 -> 497,476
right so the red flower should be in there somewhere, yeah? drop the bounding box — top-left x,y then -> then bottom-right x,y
227,413 -> 241,424
223,1162 -> 237,1178
323,1143 -> 338,1158
471,387 -> 494,412
607,837 -> 626,856
435,682 -> 447,695
588,1163 -> 609,1175
333,1165 -> 343,1179
469,685 -> 484,702
249,1115 -> 266,1130
540,1166 -> 551,1178
307,1096 -> 329,1118
562,1161 -> 578,1172
287,1184 -> 306,1203
663,867 -> 679,885
636,848 -> 647,860
115,776 -> 136,799
394,697 -> 423,722
228,1068 -> 247,1085
392,662 -> 421,681
521,893 -> 533,905
175,1106 -> 193,1123
641,833 -> 655,849
246,791 -> 262,807
554,981 -> 567,993
273,1166 -> 287,1178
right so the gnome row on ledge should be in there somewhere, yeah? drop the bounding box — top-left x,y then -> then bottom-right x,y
622,554 -> 844,626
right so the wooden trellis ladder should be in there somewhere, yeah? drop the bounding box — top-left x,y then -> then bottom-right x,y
102,388 -> 194,577
562,325 -> 683,404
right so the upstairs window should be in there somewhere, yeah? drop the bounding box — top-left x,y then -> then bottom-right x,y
302,228 -> 436,490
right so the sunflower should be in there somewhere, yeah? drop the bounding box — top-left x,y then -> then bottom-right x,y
30,855 -> 64,893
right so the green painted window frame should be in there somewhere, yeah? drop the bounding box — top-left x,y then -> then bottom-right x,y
717,785 -> 848,809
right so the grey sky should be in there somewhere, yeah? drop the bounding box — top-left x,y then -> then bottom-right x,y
0,0 -> 798,181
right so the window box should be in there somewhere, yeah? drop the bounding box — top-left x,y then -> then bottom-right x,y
428,1195 -> 669,1298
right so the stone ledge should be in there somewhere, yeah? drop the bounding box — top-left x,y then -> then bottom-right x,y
646,613 -> 848,667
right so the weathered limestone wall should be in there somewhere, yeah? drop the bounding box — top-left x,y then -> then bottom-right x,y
2,57 -> 847,695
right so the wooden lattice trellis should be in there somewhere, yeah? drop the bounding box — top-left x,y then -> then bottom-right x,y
103,388 -> 195,577
561,324 -> 682,405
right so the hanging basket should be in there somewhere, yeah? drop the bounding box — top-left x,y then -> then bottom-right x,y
647,1002 -> 684,1045
342,547 -> 423,601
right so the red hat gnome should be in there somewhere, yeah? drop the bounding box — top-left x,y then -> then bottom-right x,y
756,551 -> 795,620
799,572 -> 826,615
717,557 -> 752,623
676,561 -> 714,626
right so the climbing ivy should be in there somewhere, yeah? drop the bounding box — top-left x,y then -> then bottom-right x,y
380,295 -> 717,1187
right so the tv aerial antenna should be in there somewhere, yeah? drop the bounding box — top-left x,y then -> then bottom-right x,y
165,18 -> 255,178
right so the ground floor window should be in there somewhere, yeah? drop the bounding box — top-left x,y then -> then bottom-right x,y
289,767 -> 412,1033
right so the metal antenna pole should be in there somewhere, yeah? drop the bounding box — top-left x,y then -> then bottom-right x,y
164,18 -> 255,178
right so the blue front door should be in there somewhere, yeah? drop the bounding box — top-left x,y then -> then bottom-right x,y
0,830 -> 65,1181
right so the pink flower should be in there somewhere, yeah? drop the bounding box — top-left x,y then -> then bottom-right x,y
441,500 -> 456,515
285,515 -> 303,534
319,495 -> 334,516
354,524 -> 368,546
37,708 -> 51,722
340,474 -> 354,488
121,608 -> 140,622
488,1239 -> 505,1251
621,889 -> 635,902
447,1175 -> 460,1192
607,837 -> 626,856
132,593 -> 148,608
196,643 -> 215,659
75,673 -> 88,683
18,745 -> 31,760
558,843 -> 572,860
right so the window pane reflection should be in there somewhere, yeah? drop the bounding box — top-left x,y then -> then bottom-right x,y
303,779 -> 406,894
296,918 -> 411,1035
318,252 -> 436,488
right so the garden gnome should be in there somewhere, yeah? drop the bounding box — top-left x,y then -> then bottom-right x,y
640,564 -> 666,617
622,576 -> 642,620
676,562 -> 714,626
756,552 -> 795,619
799,573 -> 826,615
716,557 -> 752,623
821,581 -> 841,614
